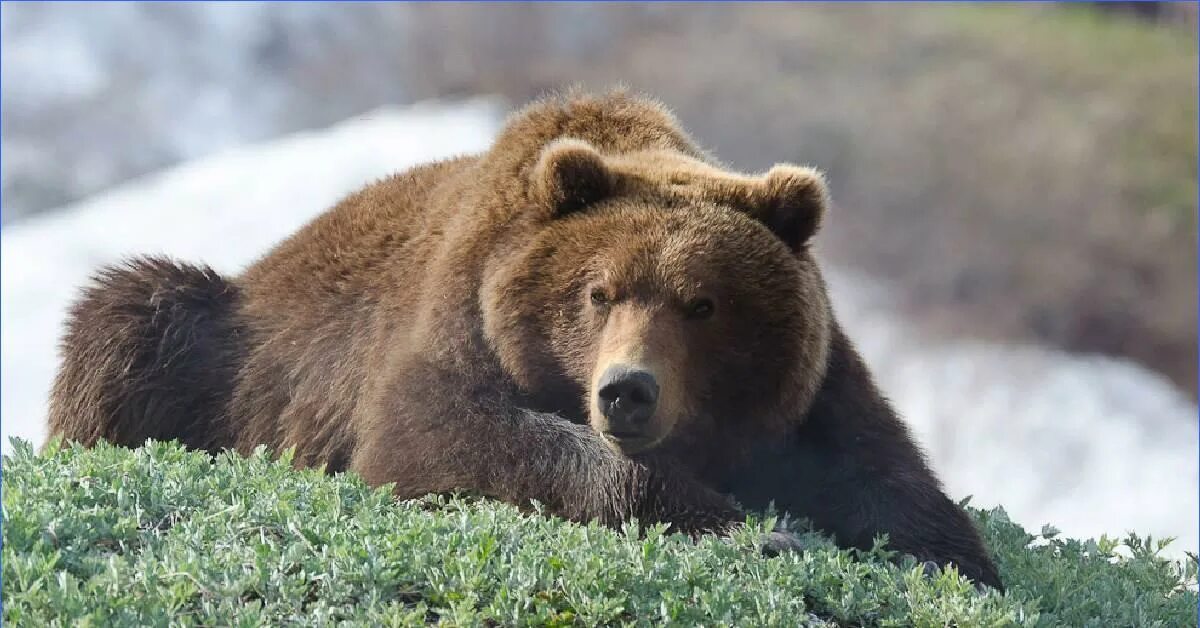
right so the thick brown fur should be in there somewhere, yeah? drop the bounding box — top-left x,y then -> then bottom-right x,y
47,90 -> 1002,590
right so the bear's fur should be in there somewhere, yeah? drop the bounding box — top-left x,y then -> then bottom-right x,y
47,91 -> 1002,590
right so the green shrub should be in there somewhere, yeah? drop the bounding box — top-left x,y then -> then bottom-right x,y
4,439 -> 1196,626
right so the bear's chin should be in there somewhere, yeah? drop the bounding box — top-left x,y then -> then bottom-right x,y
598,431 -> 666,456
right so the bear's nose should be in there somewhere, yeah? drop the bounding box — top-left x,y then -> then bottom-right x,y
597,365 -> 659,429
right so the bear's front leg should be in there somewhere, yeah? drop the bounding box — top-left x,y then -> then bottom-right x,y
723,328 -> 1005,591
726,426 -> 1004,590
349,358 -> 746,537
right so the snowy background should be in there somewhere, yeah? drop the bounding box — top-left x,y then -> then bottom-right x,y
2,3 -> 1196,558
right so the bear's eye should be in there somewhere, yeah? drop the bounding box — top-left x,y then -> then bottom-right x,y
686,298 -> 715,320
590,288 -> 610,307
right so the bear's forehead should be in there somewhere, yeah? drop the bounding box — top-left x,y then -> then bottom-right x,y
593,202 -> 778,255
582,205 -> 793,290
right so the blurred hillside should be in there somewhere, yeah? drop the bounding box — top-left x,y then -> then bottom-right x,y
2,3 -> 1195,396
396,3 -> 1200,399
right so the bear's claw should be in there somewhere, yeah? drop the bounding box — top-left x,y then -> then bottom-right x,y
759,529 -> 807,557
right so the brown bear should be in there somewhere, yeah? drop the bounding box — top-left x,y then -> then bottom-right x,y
47,90 -> 1003,590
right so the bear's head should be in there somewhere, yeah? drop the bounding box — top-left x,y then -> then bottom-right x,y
482,138 -> 832,459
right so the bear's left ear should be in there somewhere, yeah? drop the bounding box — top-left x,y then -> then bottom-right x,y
531,138 -> 613,216
754,165 -> 830,252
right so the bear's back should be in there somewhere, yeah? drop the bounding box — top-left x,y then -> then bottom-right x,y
223,155 -> 482,460
237,155 -> 478,317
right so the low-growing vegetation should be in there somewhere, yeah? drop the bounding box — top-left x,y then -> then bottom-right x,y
4,439 -> 1196,626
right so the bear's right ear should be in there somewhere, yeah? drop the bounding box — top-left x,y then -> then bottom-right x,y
531,138 -> 613,216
